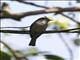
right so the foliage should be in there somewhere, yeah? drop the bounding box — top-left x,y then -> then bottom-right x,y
0,51 -> 11,60
44,55 -> 64,60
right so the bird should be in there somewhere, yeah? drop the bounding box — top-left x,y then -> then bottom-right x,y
29,16 -> 52,46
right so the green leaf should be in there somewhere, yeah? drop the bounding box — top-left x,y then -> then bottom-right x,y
74,38 -> 80,46
77,24 -> 80,28
44,55 -> 64,60
0,51 -> 11,60
55,21 -> 69,30
28,48 -> 38,56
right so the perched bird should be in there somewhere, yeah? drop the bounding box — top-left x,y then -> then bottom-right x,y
29,17 -> 52,46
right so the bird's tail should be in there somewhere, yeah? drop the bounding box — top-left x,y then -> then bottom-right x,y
29,38 -> 37,46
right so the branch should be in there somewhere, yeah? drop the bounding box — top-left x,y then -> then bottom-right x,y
0,28 -> 80,34
1,7 -> 80,21
12,1 -> 80,25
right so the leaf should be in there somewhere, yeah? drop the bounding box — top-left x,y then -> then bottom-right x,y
44,54 -> 64,60
55,21 -> 69,30
0,51 -> 11,60
28,48 -> 38,56
74,38 -> 80,46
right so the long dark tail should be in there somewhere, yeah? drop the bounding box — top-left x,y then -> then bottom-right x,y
29,38 -> 37,46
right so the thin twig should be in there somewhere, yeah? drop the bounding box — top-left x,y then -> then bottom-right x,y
16,1 -> 49,9
0,26 -> 30,29
58,33 -> 73,60
60,13 -> 80,24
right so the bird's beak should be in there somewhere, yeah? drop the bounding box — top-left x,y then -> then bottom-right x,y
48,17 -> 54,22
49,19 -> 53,21
48,20 -> 55,26
48,20 -> 54,24
45,16 -> 54,24
46,16 -> 53,21
47,18 -> 54,24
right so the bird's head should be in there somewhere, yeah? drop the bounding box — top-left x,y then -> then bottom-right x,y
38,16 -> 53,22
44,16 -> 55,25
41,16 -> 52,22
35,16 -> 54,25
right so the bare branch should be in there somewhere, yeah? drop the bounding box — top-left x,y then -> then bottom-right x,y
0,28 -> 80,34
0,26 -> 30,28
1,6 -> 80,21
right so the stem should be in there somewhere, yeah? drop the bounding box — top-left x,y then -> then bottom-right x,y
58,33 -> 73,60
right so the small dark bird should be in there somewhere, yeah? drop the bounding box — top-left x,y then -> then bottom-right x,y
29,17 -> 52,46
